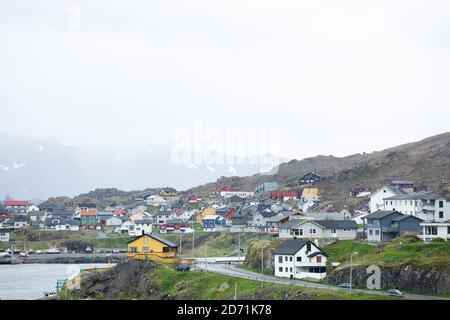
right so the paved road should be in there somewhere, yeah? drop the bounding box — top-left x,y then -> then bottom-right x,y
195,263 -> 449,301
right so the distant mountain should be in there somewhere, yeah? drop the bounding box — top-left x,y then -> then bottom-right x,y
188,132 -> 450,207
0,134 -> 284,200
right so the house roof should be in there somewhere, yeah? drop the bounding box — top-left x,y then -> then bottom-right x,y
279,219 -> 303,229
302,188 -> 319,197
308,251 -> 328,258
314,220 -> 358,229
273,239 -> 310,255
134,219 -> 153,224
80,209 -> 97,216
50,209 -> 75,217
4,200 -> 29,206
392,215 -> 423,222
258,211 -> 277,218
365,210 -> 402,220
127,233 -> 177,247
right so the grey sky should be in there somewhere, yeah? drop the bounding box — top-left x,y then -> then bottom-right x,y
1,0 -> 449,160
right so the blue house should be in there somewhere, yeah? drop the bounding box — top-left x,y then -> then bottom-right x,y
364,210 -> 423,242
202,215 -> 226,231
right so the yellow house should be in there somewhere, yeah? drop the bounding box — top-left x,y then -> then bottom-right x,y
160,187 -> 177,197
196,207 -> 216,223
301,188 -> 320,201
127,233 -> 178,263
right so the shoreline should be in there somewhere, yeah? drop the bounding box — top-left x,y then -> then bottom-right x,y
0,253 -> 126,265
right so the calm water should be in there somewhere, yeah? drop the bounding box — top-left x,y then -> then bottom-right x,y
0,263 -> 113,300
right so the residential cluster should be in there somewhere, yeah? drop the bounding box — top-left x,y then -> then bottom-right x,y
1,173 -> 449,282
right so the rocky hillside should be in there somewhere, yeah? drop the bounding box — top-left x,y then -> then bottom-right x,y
189,132 -> 450,207
327,265 -> 450,295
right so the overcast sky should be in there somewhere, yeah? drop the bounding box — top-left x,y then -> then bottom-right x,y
1,0 -> 449,160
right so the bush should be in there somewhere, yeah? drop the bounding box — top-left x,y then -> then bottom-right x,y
62,239 -> 93,252
430,237 -> 446,243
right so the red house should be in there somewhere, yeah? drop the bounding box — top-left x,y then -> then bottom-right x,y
225,208 -> 237,221
267,191 -> 298,201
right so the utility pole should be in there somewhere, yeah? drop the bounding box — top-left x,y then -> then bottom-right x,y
192,229 -> 195,259
179,231 -> 183,257
205,242 -> 208,273
238,231 -> 241,264
261,247 -> 264,289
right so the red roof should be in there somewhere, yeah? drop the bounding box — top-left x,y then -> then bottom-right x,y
188,195 -> 198,201
4,200 -> 29,206
80,209 -> 97,216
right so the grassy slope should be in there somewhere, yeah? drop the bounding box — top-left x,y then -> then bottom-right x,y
142,264 -> 397,300
323,237 -> 450,270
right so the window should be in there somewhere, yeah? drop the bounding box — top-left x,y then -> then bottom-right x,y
375,230 -> 380,236
279,267 -> 283,272
142,247 -> 149,252
309,229 -> 316,234
278,256 -> 283,263
447,227 -> 450,235
439,201 -> 444,208
331,228 -> 337,234
369,230 -> 373,235
297,257 -> 302,262
439,212 -> 444,219
130,246 -> 137,253
299,229 -> 303,236
290,256 -> 293,262
306,242 -> 311,252
144,236 -> 148,244
290,268 -> 293,273
285,267 -> 288,272
317,256 -> 322,263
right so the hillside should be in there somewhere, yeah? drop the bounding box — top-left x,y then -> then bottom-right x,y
189,132 -> 450,207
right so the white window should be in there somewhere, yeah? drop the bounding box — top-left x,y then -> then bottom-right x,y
309,229 -> 316,234
331,228 -> 337,234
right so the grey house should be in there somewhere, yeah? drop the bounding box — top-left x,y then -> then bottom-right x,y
364,210 -> 423,242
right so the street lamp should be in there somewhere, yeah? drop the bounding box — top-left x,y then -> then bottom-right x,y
350,251 -> 358,295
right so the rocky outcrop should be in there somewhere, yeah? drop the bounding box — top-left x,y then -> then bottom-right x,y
80,260 -> 160,299
244,240 -> 281,274
327,265 -> 450,295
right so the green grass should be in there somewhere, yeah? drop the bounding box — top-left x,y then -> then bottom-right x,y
323,240 -> 375,263
148,264 -> 398,300
324,237 -> 450,270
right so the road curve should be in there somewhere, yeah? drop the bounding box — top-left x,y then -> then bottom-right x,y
195,263 -> 449,301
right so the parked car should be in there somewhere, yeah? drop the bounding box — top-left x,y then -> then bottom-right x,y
20,252 -> 29,257
0,252 -> 11,258
175,265 -> 191,272
388,289 -> 404,297
112,249 -> 120,254
337,283 -> 352,289
35,250 -> 43,254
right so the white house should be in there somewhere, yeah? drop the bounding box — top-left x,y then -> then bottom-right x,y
279,219 -> 358,240
249,211 -> 278,227
0,230 -> 10,242
369,186 -> 403,213
133,219 -> 153,236
146,195 -> 167,207
220,191 -> 255,198
274,239 -> 328,280
117,221 -> 135,236
383,193 -> 450,222
420,222 -> 450,242
27,205 -> 40,213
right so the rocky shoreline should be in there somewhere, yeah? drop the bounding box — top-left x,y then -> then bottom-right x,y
0,253 -> 126,265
